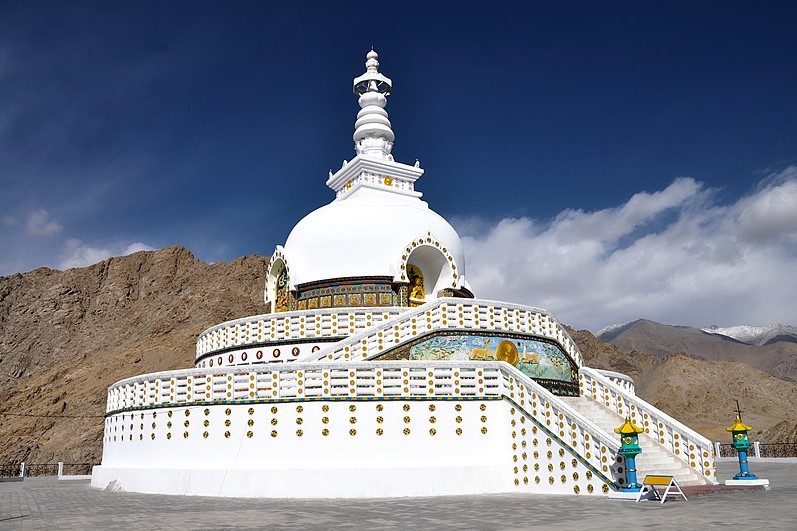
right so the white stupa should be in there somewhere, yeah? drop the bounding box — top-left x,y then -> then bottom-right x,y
91,52 -> 718,498
268,50 -> 470,313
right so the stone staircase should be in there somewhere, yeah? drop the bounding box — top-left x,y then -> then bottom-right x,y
561,396 -> 707,486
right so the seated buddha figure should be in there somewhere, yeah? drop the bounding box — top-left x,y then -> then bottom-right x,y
408,265 -> 425,307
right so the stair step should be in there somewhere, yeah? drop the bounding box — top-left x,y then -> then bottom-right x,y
637,465 -> 684,472
637,459 -> 682,467
560,394 -> 712,486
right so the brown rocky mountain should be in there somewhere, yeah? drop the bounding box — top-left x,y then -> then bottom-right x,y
599,319 -> 797,382
762,418 -> 797,444
1,247 -> 794,468
0,246 -> 268,467
569,328 -> 797,441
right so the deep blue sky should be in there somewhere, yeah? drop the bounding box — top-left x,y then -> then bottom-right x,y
1,1 -> 796,329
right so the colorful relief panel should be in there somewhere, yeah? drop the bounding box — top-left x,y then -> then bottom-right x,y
297,282 -> 397,308
395,334 -> 576,383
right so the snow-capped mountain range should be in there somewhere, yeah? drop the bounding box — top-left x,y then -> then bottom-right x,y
701,323 -> 797,346
597,321 -> 797,346
596,322 -> 629,338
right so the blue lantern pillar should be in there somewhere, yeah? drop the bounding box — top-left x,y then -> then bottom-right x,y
614,417 -> 644,491
726,416 -> 758,480
724,410 -> 769,488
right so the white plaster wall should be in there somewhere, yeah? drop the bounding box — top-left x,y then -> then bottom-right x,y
94,398 -> 612,497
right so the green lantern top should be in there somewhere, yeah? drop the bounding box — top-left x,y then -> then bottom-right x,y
725,416 -> 752,433
614,417 -> 644,435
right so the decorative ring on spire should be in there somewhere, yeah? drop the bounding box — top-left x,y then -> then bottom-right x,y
352,50 -> 395,157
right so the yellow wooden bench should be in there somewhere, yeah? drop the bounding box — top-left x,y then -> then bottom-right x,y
638,475 -> 688,503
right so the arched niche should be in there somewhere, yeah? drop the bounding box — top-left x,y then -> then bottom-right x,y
265,251 -> 292,313
405,244 -> 455,305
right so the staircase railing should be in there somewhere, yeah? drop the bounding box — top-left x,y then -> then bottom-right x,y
298,298 -> 583,367
579,366 -> 717,484
497,363 -> 622,484
594,369 -> 635,395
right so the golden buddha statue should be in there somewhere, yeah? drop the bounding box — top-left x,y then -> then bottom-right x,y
408,265 -> 425,306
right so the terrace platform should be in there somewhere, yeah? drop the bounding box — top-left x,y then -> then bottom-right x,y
2,461 -> 792,529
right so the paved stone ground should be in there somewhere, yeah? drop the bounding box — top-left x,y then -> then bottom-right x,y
1,461 -> 795,529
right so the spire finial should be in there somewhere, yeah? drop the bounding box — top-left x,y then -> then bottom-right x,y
325,51 -> 425,198
351,50 -> 395,159
365,50 -> 379,73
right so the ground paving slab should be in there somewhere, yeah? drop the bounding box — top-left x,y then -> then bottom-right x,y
1,461 -> 796,529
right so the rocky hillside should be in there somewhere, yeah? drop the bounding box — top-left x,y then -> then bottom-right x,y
598,319 -> 797,381
762,418 -> 797,444
570,327 -> 797,441
0,246 -> 268,467
1,247 -> 795,467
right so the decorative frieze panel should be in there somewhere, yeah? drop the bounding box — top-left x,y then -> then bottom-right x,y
296,282 -> 397,311
375,332 -> 579,396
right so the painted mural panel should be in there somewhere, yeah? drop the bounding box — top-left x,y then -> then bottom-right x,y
406,334 -> 576,383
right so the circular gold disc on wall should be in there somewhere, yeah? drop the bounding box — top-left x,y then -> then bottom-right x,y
496,340 -> 520,366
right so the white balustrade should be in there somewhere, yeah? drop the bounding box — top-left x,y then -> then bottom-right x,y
594,369 -> 635,395
195,299 -> 582,372
579,367 -> 717,484
499,363 -> 621,480
105,359 -> 622,487
195,308 -> 405,359
299,298 -> 583,368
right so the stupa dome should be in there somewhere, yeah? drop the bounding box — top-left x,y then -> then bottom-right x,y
283,186 -> 467,287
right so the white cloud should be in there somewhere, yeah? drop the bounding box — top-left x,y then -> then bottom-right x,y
59,239 -> 156,269
459,168 -> 797,332
25,208 -> 63,236
734,166 -> 797,243
123,242 -> 156,255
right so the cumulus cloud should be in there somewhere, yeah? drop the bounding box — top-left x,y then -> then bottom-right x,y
459,168 -> 797,331
59,239 -> 156,269
25,208 -> 63,236
734,166 -> 797,243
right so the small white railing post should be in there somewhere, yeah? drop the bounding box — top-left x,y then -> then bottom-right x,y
58,462 -> 64,477
19,462 -> 25,477
714,441 -> 722,458
754,441 -> 761,458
